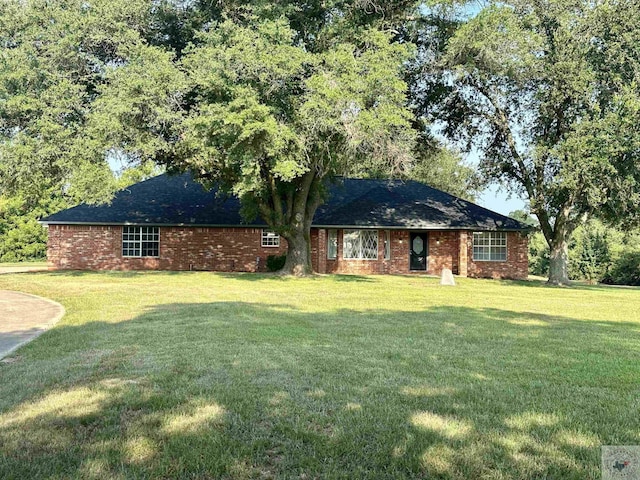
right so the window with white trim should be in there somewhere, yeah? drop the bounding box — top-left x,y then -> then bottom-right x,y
343,229 -> 378,259
122,226 -> 159,257
473,232 -> 507,261
261,230 -> 280,247
383,230 -> 391,260
327,229 -> 337,259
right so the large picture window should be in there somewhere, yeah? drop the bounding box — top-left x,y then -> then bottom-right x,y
261,230 -> 280,247
473,232 -> 507,261
343,229 -> 378,259
123,226 -> 159,257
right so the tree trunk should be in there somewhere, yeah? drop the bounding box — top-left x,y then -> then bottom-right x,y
548,237 -> 570,285
267,171 -> 321,277
280,227 -> 313,276
536,202 -> 573,286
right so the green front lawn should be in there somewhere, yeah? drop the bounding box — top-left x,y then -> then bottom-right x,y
0,272 -> 638,479
0,260 -> 47,268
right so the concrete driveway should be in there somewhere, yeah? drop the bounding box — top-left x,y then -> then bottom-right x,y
0,290 -> 65,359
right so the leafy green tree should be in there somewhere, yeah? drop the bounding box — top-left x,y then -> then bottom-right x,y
413,0 -> 640,284
508,209 -> 537,227
526,218 -> 640,284
603,223 -> 640,285
0,193 -> 67,261
408,136 -> 480,201
528,231 -> 550,277
94,4 -> 421,275
1,0 -> 479,273
0,0 -> 155,204
603,251 -> 640,286
177,20 -> 416,274
0,0 -> 179,261
569,224 -> 612,283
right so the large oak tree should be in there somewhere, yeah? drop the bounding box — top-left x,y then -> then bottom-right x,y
94,5 -> 418,275
412,0 -> 640,284
1,0 -> 480,271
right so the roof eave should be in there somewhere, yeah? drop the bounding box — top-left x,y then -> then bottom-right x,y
39,220 -> 269,228
40,220 -> 530,231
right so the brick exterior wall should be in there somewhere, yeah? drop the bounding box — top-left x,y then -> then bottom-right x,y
465,231 -> 529,280
427,230 -> 459,275
47,225 -> 528,279
47,225 -> 287,272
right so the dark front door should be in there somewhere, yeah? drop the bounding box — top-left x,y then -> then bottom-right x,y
410,233 -> 428,271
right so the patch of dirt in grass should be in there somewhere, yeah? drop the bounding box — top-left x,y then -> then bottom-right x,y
263,446 -> 285,477
100,377 -> 142,388
119,407 -> 146,428
306,419 -> 335,437
89,346 -> 139,377
0,355 -> 22,364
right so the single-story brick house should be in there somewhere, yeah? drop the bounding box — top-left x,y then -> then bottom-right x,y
41,173 -> 530,278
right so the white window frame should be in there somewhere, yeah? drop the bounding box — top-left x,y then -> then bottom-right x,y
343,229 -> 378,260
327,229 -> 338,260
473,232 -> 507,262
261,229 -> 280,247
122,226 -> 160,258
383,230 -> 391,260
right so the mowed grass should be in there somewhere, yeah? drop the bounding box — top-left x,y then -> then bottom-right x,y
0,260 -> 47,269
0,261 -> 47,266
0,272 -> 639,479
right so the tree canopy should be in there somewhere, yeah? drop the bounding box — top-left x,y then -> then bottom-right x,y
3,0 -> 477,273
0,0 -> 158,204
87,4 -> 420,274
412,0 -> 640,283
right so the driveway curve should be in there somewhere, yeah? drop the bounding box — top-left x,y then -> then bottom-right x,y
0,290 -> 65,359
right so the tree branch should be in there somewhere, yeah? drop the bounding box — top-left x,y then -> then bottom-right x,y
466,76 -> 535,200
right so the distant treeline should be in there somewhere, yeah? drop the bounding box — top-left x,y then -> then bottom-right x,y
0,194 -> 66,262
529,220 -> 640,286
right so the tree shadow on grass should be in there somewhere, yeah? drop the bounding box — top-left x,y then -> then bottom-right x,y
39,271 -> 375,283
216,272 -> 293,281
331,274 -> 377,282
215,273 -> 376,283
0,302 -> 638,479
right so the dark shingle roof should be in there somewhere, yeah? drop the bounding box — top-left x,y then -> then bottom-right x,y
41,173 -> 529,231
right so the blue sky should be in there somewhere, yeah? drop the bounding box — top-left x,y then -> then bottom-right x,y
421,2 -> 528,217
466,148 -> 527,216
478,184 -> 526,216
